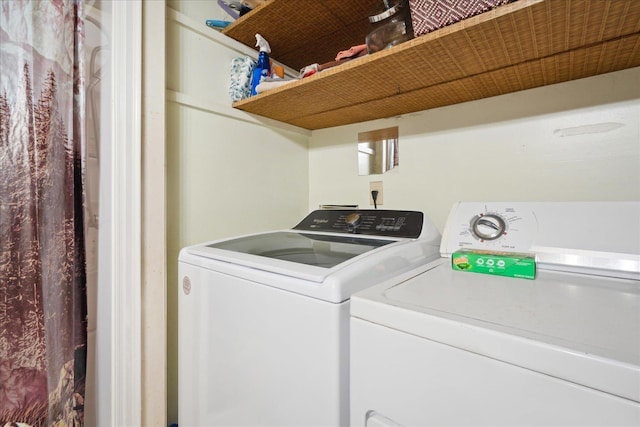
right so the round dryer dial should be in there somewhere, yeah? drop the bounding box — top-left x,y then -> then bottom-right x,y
470,213 -> 507,241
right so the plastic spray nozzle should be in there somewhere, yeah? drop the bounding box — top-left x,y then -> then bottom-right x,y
255,33 -> 271,53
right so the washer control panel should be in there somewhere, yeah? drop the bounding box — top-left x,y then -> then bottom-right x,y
294,209 -> 424,238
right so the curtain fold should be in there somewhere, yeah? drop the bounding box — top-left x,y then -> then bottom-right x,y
0,1 -> 87,425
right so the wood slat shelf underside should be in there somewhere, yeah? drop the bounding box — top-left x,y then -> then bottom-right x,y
225,0 -> 640,130
223,0 -> 380,71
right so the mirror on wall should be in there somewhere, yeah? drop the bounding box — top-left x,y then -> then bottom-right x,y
358,126 -> 399,176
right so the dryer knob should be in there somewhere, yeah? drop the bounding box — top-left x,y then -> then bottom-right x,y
470,213 -> 507,241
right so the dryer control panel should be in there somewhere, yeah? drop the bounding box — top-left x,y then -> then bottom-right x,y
440,201 -> 640,278
442,203 -> 537,254
294,209 -> 424,238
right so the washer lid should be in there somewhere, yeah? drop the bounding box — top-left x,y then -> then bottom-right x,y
351,262 -> 640,402
200,231 -> 396,280
206,231 -> 394,267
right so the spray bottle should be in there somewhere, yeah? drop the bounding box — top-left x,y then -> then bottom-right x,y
250,33 -> 271,96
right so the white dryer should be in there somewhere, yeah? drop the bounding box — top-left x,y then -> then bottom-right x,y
178,209 -> 441,426
350,202 -> 640,426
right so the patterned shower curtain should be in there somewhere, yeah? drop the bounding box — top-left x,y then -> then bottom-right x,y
0,1 -> 87,426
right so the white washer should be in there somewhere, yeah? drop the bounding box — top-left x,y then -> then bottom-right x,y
178,209 -> 441,426
351,202 -> 640,427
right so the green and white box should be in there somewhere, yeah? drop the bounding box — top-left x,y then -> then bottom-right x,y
452,249 -> 536,280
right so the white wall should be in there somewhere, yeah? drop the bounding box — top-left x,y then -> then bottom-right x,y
309,68 -> 640,231
165,2 -> 310,423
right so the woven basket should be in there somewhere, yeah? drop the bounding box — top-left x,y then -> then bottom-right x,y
410,0 -> 517,37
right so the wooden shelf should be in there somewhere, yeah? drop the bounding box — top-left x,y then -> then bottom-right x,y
223,0 -> 380,72
223,0 -> 640,130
